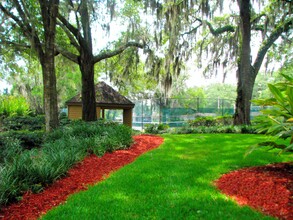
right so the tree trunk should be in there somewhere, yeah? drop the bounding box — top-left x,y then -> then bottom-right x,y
40,0 -> 60,131
234,0 -> 255,125
77,0 -> 96,121
234,67 -> 256,125
79,51 -> 97,121
41,56 -> 59,131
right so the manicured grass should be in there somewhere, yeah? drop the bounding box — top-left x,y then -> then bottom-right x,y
42,134 -> 291,220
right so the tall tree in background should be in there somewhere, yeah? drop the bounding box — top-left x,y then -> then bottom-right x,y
235,0 -> 252,125
233,0 -> 292,124
56,0 -> 145,121
0,0 -> 60,131
144,0 -> 292,125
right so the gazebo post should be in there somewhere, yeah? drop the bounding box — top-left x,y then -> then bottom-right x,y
123,108 -> 133,127
96,107 -> 101,119
102,109 -> 105,119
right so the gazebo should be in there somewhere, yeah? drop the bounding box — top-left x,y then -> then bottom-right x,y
66,81 -> 135,127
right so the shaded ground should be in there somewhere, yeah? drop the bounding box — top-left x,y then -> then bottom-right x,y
215,162 -> 293,220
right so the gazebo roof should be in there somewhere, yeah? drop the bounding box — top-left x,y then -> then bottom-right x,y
66,81 -> 135,108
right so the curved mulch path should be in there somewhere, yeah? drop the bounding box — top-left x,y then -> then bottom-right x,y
0,135 -> 164,220
215,162 -> 293,220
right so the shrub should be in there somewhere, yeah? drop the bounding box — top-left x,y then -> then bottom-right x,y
173,125 -> 256,134
2,115 -> 45,131
0,96 -> 30,117
248,73 -> 293,155
188,115 -> 233,127
144,123 -> 169,134
0,139 -> 23,165
0,130 -> 45,150
0,120 -> 133,208
59,113 -> 71,126
0,165 -> 21,205
144,124 -> 158,134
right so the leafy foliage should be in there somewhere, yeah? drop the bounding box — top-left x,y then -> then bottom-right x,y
0,130 -> 45,150
173,125 -> 256,135
144,123 -> 169,134
0,120 -> 133,208
188,115 -> 233,127
249,72 -> 293,155
0,96 -> 30,117
2,115 -> 45,131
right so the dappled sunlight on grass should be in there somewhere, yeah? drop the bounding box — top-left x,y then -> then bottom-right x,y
42,134 -> 291,220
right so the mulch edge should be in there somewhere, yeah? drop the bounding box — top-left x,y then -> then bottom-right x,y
214,162 -> 293,220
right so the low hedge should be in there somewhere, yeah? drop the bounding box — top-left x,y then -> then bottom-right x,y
2,115 -> 45,131
172,125 -> 257,134
188,115 -> 234,127
0,130 -> 45,150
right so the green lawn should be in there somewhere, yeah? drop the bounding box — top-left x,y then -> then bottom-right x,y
42,134 -> 291,220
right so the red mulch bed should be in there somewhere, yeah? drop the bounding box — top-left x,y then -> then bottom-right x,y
0,134 -> 164,220
215,162 -> 293,220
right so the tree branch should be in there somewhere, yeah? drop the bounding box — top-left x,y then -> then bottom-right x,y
57,21 -> 80,50
206,21 -> 235,36
0,39 -> 30,49
55,45 -> 79,63
94,42 -> 144,63
253,18 -> 292,74
251,13 -> 266,25
0,3 -> 27,36
0,2 -> 44,58
181,23 -> 202,36
182,17 -> 235,36
252,25 -> 264,32
57,12 -> 89,50
57,13 -> 79,39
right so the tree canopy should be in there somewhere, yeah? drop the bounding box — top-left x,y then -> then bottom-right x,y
0,0 -> 291,126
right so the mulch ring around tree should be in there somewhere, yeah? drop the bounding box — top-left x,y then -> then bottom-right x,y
215,162 -> 293,220
0,134 -> 164,220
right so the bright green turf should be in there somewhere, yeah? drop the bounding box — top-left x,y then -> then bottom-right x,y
42,134 -> 291,220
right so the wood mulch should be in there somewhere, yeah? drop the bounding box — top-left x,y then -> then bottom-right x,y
215,162 -> 293,220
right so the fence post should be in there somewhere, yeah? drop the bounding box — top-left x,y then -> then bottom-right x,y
141,100 -> 144,130
221,99 -> 224,116
159,97 -> 162,124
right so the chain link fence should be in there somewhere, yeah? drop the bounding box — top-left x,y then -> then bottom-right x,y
103,97 -> 263,130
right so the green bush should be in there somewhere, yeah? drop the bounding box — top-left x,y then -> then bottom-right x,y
188,115 -> 233,127
0,130 -> 45,150
2,115 -> 45,131
144,123 -> 169,134
248,73 -> 293,155
0,120 -> 133,208
0,96 -> 30,117
59,112 -> 71,126
0,139 -> 23,164
173,125 -> 256,134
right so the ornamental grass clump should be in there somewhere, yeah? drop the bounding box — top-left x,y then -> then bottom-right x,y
0,120 -> 133,208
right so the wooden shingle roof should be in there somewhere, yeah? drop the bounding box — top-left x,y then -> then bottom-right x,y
66,81 -> 134,108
